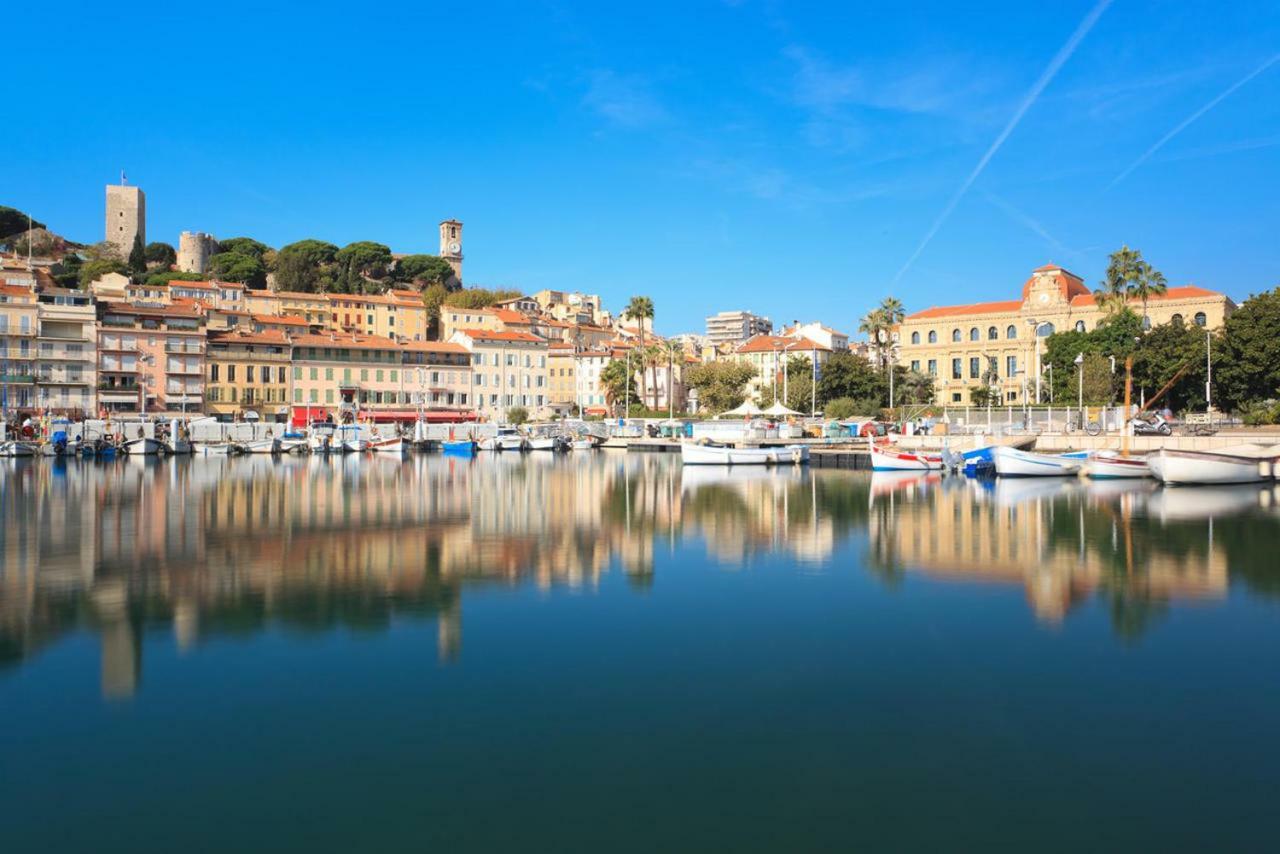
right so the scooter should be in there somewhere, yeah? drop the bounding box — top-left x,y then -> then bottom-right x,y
1129,412 -> 1172,436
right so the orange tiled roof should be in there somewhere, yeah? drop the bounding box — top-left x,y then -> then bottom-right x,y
100,300 -> 202,319
492,308 -> 530,324
292,332 -> 400,350
1070,285 -> 1222,307
208,329 -> 291,347
254,313 -> 310,326
273,291 -> 328,301
0,284 -> 35,298
906,300 -> 1023,320
736,334 -> 829,353
401,340 -> 469,354
453,328 -> 546,343
1020,265 -> 1089,301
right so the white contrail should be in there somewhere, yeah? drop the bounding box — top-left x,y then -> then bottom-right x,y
1109,52 -> 1280,188
891,0 -> 1112,285
981,189 -> 1068,255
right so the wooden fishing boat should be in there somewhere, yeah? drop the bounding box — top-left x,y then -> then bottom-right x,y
992,445 -> 1083,477
0,440 -> 38,457
123,436 -> 163,455
1147,447 -> 1274,485
242,438 -> 281,454
1082,451 -> 1151,479
370,437 -> 410,456
870,443 -> 943,471
680,441 -> 809,466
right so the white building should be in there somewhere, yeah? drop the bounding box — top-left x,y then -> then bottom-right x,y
780,321 -> 849,352
706,310 -> 772,349
448,328 -> 550,419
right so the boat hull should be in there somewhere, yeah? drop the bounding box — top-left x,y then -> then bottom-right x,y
992,445 -> 1082,477
0,441 -> 38,457
1147,449 -> 1271,485
442,440 -> 477,457
123,437 -> 163,455
371,438 -> 410,455
166,439 -> 193,455
244,439 -> 281,454
479,435 -> 527,451
870,445 -> 942,471
680,443 -> 810,466
1083,453 -> 1151,479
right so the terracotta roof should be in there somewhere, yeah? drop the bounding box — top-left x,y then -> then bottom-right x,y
273,291 -> 328,301
401,340 -> 468,354
1069,285 -> 1223,307
547,341 -> 575,351
492,308 -> 530,324
169,280 -> 245,291
100,300 -> 202,319
1020,265 -> 1088,301
906,300 -> 1023,320
453,328 -> 546,343
292,332 -> 400,350
208,329 -> 291,347
0,284 -> 35,298
254,313 -> 310,326
736,334 -> 829,353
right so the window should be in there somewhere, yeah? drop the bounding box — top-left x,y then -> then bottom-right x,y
309,389 -> 318,403
376,370 -> 384,382
228,365 -> 237,382
294,367 -> 302,380
294,389 -> 302,403
927,330 -> 937,343
1194,312 -> 1207,327
951,329 -> 961,343
969,327 -> 979,342
951,358 -> 962,380
1006,325 -> 1017,339
1171,313 -> 1184,326
910,360 -> 921,372
326,389 -> 334,403
278,367 -> 286,384
210,364 -> 220,382
952,393 -> 962,403
1075,320 -> 1086,332
1006,355 -> 1017,377
1037,322 -> 1054,337
246,366 -> 255,384
988,326 -> 998,340
927,359 -> 937,376
969,357 -> 980,379
910,331 -> 920,344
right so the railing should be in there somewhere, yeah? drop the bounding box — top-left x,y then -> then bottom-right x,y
165,341 -> 205,353
0,374 -> 35,384
98,383 -> 139,392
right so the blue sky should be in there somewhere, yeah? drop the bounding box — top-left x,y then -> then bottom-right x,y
5,0 -> 1279,335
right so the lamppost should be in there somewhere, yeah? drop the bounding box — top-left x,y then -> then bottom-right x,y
1205,329 -> 1213,411
1074,352 -> 1084,418
1025,318 -> 1040,404
1045,362 -> 1053,404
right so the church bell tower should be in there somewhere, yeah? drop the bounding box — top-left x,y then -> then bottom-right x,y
439,219 -> 463,283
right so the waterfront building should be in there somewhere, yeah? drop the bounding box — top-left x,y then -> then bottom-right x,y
252,314 -> 311,336
289,332 -> 415,424
439,306 -> 501,342
448,328 -> 549,419
399,341 -> 474,415
88,271 -> 130,301
546,341 -> 577,412
271,292 -> 330,327
573,347 -> 619,416
35,288 -> 97,417
0,283 -> 38,412
205,330 -> 292,421
706,310 -> 772,349
96,301 -> 205,414
730,334 -> 831,402
896,263 -> 1236,405
105,182 -> 145,257
780,321 -> 849,352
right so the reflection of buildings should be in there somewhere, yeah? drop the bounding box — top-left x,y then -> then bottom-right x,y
867,477 -> 1230,624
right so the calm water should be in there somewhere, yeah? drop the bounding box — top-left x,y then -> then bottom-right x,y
3,453 -> 1280,851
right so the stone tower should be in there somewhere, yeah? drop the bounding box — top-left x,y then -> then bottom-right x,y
177,231 -> 217,274
439,219 -> 463,283
105,182 -> 145,257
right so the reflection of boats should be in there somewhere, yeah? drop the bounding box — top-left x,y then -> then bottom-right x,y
870,443 -> 942,471
0,440 -> 38,457
869,470 -> 942,499
1082,477 -> 1158,500
1145,484 -> 1264,520
123,436 -> 163,455
442,439 -> 477,456
680,463 -> 803,492
680,442 -> 810,466
1082,451 -> 1150,479
993,446 -> 1082,477
993,476 -> 1078,506
478,428 -> 527,452
1148,448 -> 1274,485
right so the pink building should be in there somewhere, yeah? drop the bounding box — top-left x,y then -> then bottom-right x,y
96,301 -> 206,415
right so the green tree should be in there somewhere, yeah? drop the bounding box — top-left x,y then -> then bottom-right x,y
858,309 -> 889,368
1132,264 -> 1168,326
51,254 -> 83,289
333,241 -> 393,293
421,283 -> 449,337
146,271 -> 206,286
1131,320 -> 1208,411
217,237 -> 272,259
759,354 -> 822,413
127,234 -> 146,277
209,251 -> 267,288
879,297 -> 905,327
274,239 -> 339,292
970,385 -> 1000,407
1095,244 -> 1144,316
393,254 -> 455,287
78,258 -> 127,288
442,287 -> 524,309
893,367 -> 935,405
506,406 -> 529,425
816,351 -> 883,405
600,357 -> 639,413
684,360 -> 756,415
144,241 -> 177,268
0,206 -> 45,241
1215,286 -> 1280,411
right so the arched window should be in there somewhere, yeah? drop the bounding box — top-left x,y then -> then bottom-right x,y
1074,320 -> 1086,333
1171,313 -> 1183,326
1036,322 -> 1054,337
969,327 -> 979,341
910,331 -> 920,345
1006,325 -> 1017,339
927,330 -> 937,344
987,326 -> 998,340
1194,312 -> 1207,327
952,329 -> 961,343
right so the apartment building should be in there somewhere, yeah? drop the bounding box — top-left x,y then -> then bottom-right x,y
0,284 -> 38,412
96,302 -> 205,414
35,288 -> 96,416
706,310 -> 772,349
731,334 -> 831,402
448,328 -> 549,419
400,341 -> 474,414
546,342 -> 577,410
290,332 -> 414,423
205,330 -> 292,420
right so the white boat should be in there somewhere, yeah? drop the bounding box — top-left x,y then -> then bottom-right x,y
526,435 -> 567,452
870,443 -> 942,471
1082,451 -> 1150,479
569,438 -> 595,451
243,438 -> 281,454
1147,448 -> 1274,485
479,428 -> 527,452
196,442 -> 239,456
992,445 -> 1083,477
123,436 -> 163,455
308,434 -> 334,454
166,438 -> 193,454
342,438 -> 370,453
278,438 -> 307,454
680,441 -> 810,466
370,437 -> 410,456
0,440 -> 38,457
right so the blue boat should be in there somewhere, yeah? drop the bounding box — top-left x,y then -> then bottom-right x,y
442,440 -> 477,457
961,445 -> 996,477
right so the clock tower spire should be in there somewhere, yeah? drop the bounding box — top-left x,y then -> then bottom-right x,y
439,219 -> 463,284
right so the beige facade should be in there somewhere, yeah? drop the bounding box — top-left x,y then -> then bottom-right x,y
35,288 -> 97,416
290,332 -> 415,422
440,306 -> 501,342
897,264 -> 1236,405
730,334 -> 832,402
547,342 -> 577,408
205,330 -> 292,420
0,284 -> 38,412
448,328 -> 550,419
96,302 -> 205,414
400,341 -> 473,413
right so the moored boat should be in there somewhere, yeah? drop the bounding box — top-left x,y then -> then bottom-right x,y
243,438 -> 281,454
0,440 -> 38,457
370,437 -> 410,456
196,442 -> 241,456
680,441 -> 810,466
526,435 -> 569,452
123,436 -> 163,455
479,428 -> 527,452
278,437 -> 307,454
870,443 -> 942,472
992,445 -> 1083,477
1147,447 -> 1275,485
442,439 -> 478,456
1082,451 -> 1151,479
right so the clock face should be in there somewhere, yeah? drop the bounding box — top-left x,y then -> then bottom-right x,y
1038,292 -> 1050,304
448,242 -> 461,254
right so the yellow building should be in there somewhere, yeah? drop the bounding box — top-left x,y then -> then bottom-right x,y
205,330 -> 293,421
439,306 -> 501,342
546,341 -> 577,409
897,264 -> 1236,405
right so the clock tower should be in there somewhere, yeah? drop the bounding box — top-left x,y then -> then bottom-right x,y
439,219 -> 463,284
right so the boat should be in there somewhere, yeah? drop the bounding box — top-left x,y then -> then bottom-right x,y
870,443 -> 942,471
526,432 -> 570,452
278,437 -> 307,454
370,437 -> 410,456
0,440 -> 38,457
992,445 -> 1083,477
338,426 -> 369,453
196,442 -> 240,456
308,434 -> 333,454
680,441 -> 810,466
1082,451 -> 1151,479
1147,447 -> 1275,485
569,437 -> 596,451
442,439 -> 478,457
166,437 -> 193,454
479,428 -> 528,452
243,438 -> 281,454
123,436 -> 163,455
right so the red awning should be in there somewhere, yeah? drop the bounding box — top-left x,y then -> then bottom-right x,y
291,406 -> 331,427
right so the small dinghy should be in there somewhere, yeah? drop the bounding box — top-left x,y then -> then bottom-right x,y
1082,451 -> 1151,479
1147,447 -> 1276,485
992,445 -> 1083,477
870,443 -> 942,471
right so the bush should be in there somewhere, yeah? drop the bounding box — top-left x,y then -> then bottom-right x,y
1241,399 -> 1280,426
506,406 -> 529,425
822,397 -> 880,419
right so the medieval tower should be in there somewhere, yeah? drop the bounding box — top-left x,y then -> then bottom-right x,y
105,181 -> 145,257
177,231 -> 217,274
439,219 -> 463,284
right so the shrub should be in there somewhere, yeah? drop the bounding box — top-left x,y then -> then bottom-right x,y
1241,399 -> 1280,426
823,397 -> 880,419
506,406 -> 529,425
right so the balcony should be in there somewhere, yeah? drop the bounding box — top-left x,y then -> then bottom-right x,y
37,374 -> 88,385
165,341 -> 205,354
0,374 -> 35,384
165,366 -> 204,376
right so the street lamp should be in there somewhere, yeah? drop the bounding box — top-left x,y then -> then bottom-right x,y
1205,329 -> 1213,412
1074,352 -> 1084,416
1026,318 -> 1040,404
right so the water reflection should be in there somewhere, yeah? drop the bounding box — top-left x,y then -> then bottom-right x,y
2,455 -> 1279,696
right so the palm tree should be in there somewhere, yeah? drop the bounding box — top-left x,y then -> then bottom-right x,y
600,358 -> 636,416
859,308 -> 889,369
1095,244 -> 1143,317
879,296 -> 905,326
1131,262 -> 1167,327
623,295 -> 655,407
